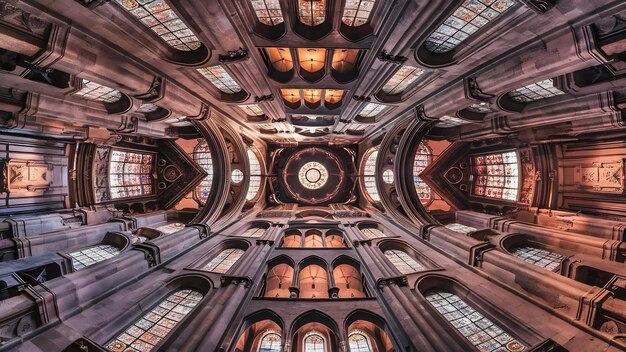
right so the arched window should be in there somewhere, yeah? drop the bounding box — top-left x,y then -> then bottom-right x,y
510,246 -> 565,272
358,102 -> 387,118
471,151 -> 519,201
333,264 -> 365,298
114,0 -> 201,51
304,331 -> 326,352
238,104 -> 265,116
109,149 -> 154,200
381,65 -> 424,95
298,0 -> 326,26
444,223 -> 477,234
299,264 -> 329,298
383,249 -> 423,274
251,0 -> 284,26
197,66 -> 243,94
414,142 -> 432,205
246,149 -> 262,201
362,149 -> 379,202
348,330 -> 373,352
342,0 -> 376,27
74,79 -> 122,103
193,141 -> 213,204
68,244 -> 121,270
424,290 -> 527,351
242,227 -> 265,238
361,228 -> 385,239
259,331 -> 282,352
508,79 -> 564,102
424,0 -> 517,54
265,263 -> 293,298
203,248 -> 245,273
106,289 -> 203,352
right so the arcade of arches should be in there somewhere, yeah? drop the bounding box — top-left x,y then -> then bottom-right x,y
1,0 -> 626,351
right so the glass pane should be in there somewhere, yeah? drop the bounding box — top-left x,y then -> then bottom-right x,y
348,331 -> 373,352
259,331 -> 282,352
246,150 -> 262,201
510,246 -> 565,272
508,79 -> 564,102
203,248 -> 245,273
445,223 -> 477,234
251,0 -> 284,26
304,332 -> 326,352
384,249 -> 423,274
471,151 -> 519,201
342,0 -> 376,27
358,102 -> 387,118
197,66 -> 243,94
108,149 -> 154,200
74,79 -> 122,103
361,228 -> 385,239
298,0 -> 326,26
381,65 -> 425,95
69,244 -> 120,270
193,141 -> 213,204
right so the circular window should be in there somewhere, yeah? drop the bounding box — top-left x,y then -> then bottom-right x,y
298,162 -> 329,189
231,169 -> 243,183
382,169 -> 394,184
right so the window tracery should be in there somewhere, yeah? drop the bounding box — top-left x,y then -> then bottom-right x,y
109,149 -> 154,200
74,79 -> 122,103
381,65 -> 424,95
298,0 -> 326,26
348,330 -> 373,352
193,141 -> 213,204
342,0 -> 376,27
242,227 -> 265,238
383,249 -> 423,274
251,0 -> 284,26
304,331 -> 326,352
414,142 -> 432,205
508,79 -> 564,102
106,289 -> 203,352
361,228 -> 385,239
362,149 -> 380,202
424,290 -> 526,351
203,248 -> 245,273
68,244 -> 120,270
238,104 -> 264,116
246,149 -> 262,201
471,151 -> 519,201
424,0 -> 516,54
445,223 -> 477,234
259,331 -> 282,352
197,66 -> 243,94
510,246 -> 565,272
115,0 -> 201,51
358,103 -> 387,118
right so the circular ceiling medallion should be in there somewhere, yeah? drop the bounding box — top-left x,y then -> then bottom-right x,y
298,162 -> 329,189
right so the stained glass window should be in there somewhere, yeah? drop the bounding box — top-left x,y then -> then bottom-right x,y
109,149 -> 154,200
348,330 -> 373,352
471,151 -> 519,201
193,141 -> 213,204
197,66 -> 243,94
115,0 -> 201,51
251,0 -> 284,26
68,244 -> 120,270
106,290 -> 203,352
361,228 -> 385,239
238,104 -> 264,116
203,248 -> 245,273
298,0 -> 326,26
381,65 -> 424,95
304,332 -> 326,352
74,79 -> 122,103
424,0 -> 517,54
246,149 -> 262,201
382,169 -> 394,184
384,249 -> 424,274
232,169 -> 244,183
445,223 -> 478,234
510,246 -> 565,272
508,79 -> 564,102
362,149 -> 379,202
358,102 -> 387,118
242,227 -> 265,238
342,0 -> 376,27
414,143 -> 432,205
467,102 -> 493,113
259,331 -> 282,352
425,290 -> 527,351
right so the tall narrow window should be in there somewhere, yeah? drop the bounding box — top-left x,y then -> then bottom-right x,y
203,248 -> 245,273
425,290 -> 527,351
193,141 -> 213,204
508,79 -> 564,102
445,223 -> 477,234
381,65 -> 424,95
197,66 -> 243,94
106,290 -> 203,352
298,0 -> 326,26
115,0 -> 201,51
348,330 -> 373,352
109,149 -> 154,200
304,332 -> 326,352
362,149 -> 379,202
471,151 -> 519,201
384,249 -> 423,274
424,0 -> 517,54
361,228 -> 385,239
242,227 -> 265,238
74,79 -> 122,103
68,244 -> 120,270
342,0 -> 376,27
414,143 -> 432,205
510,246 -> 565,272
251,0 -> 284,26
259,331 -> 282,352
246,149 -> 262,201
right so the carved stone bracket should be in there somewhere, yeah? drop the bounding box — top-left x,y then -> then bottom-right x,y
519,0 -> 556,14
218,47 -> 249,63
254,94 -> 274,102
256,239 -> 275,246
186,103 -> 210,121
220,275 -> 252,288
376,276 -> 408,289
468,243 -> 495,267
134,77 -> 165,102
415,105 -> 439,122
352,239 -> 372,247
464,77 -> 494,102
352,95 -> 371,102
376,50 -> 407,64
187,223 -> 211,239
110,116 -> 138,134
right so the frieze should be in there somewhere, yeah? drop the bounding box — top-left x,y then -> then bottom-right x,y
0,1 -> 50,39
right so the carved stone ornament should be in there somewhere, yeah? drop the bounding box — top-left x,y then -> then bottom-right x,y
218,47 -> 249,63
376,50 -> 408,64
464,77 -> 494,102
134,76 -> 164,101
376,276 -> 408,289
220,275 -> 252,288
254,94 -> 274,102
415,105 -> 439,122
0,1 -> 49,38
187,103 -> 210,121
519,0 -> 556,14
111,116 -> 138,134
